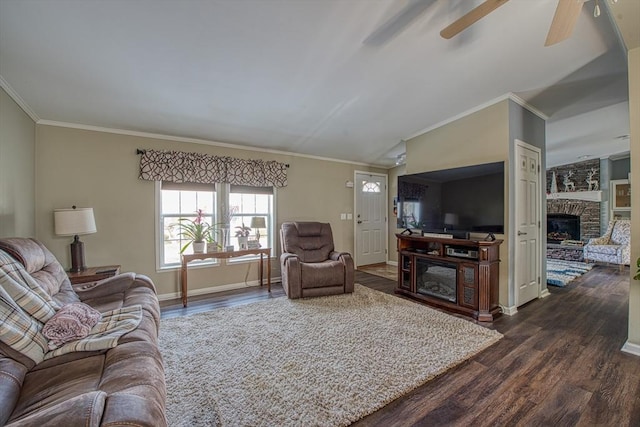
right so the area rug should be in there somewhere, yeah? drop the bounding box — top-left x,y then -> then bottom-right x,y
159,284 -> 502,426
547,258 -> 594,287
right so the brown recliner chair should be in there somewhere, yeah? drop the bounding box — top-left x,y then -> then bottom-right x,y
280,221 -> 354,299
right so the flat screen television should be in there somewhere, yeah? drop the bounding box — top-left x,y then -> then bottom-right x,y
397,161 -> 504,236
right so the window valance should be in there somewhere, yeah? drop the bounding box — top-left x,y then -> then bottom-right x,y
138,149 -> 288,188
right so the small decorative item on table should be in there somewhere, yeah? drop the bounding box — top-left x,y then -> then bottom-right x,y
235,223 -> 251,250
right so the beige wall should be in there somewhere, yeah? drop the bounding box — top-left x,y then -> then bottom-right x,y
405,100 -> 511,306
0,87 -> 36,237
387,164 -> 406,264
34,125 -> 383,298
627,46 -> 639,346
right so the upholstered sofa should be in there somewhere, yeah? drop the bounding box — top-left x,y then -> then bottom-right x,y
280,221 -> 354,299
583,219 -> 631,267
0,238 -> 166,426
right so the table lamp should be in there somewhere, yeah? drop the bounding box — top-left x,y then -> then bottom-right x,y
250,216 -> 266,242
54,206 -> 97,272
443,213 -> 459,232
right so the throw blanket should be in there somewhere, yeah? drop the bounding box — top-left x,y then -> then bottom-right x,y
0,250 -> 142,363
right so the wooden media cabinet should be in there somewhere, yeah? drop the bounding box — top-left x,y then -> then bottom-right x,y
396,233 -> 503,321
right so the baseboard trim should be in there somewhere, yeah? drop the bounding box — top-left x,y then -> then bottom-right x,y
621,341 -> 640,357
387,260 -> 398,267
540,288 -> 551,298
157,276 -> 282,301
500,305 -> 518,316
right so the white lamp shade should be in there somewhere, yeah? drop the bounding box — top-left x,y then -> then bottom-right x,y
54,208 -> 97,236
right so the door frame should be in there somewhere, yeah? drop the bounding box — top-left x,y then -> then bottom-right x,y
511,139 -> 547,311
353,170 -> 389,267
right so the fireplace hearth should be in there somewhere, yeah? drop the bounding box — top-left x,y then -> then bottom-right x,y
547,213 -> 580,243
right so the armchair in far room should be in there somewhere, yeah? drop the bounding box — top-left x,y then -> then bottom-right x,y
583,219 -> 631,268
280,221 -> 354,299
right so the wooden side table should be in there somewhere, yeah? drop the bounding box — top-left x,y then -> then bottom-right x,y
181,248 -> 271,307
67,265 -> 121,285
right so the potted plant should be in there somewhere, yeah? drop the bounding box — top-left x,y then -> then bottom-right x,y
635,257 -> 640,281
235,223 -> 251,250
174,209 -> 212,254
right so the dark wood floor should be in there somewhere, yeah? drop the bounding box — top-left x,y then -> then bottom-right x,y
160,266 -> 640,426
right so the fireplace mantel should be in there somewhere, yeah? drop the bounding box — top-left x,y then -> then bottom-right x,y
546,190 -> 602,202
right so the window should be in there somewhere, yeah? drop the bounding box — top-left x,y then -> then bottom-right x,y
228,185 -> 274,257
156,182 -> 274,269
362,180 -> 382,193
158,182 -> 216,268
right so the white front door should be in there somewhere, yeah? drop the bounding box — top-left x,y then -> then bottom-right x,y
355,172 -> 387,267
515,140 -> 542,306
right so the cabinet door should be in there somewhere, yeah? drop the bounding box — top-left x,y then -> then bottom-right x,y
611,179 -> 631,211
399,254 -> 413,291
458,263 -> 478,309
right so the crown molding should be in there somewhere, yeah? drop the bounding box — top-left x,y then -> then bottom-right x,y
0,75 -> 40,122
508,92 -> 548,120
36,120 -> 376,168
404,93 -> 547,141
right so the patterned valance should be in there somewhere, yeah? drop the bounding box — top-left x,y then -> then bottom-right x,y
138,149 -> 288,188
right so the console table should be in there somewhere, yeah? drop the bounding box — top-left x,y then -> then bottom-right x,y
180,248 -> 271,307
396,234 -> 502,321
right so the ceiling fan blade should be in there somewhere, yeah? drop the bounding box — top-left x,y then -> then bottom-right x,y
440,0 -> 511,39
545,0 -> 584,47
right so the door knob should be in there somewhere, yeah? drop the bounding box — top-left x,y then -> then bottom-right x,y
518,231 -> 527,236
357,220 -> 363,224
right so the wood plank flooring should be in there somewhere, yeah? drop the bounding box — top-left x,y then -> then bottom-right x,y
160,265 -> 640,426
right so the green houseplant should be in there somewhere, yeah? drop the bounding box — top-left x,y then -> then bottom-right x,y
174,209 -> 212,254
635,257 -> 640,281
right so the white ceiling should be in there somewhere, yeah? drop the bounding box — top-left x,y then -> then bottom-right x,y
0,0 -> 630,168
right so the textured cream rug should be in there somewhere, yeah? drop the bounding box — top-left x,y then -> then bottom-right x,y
159,284 -> 502,427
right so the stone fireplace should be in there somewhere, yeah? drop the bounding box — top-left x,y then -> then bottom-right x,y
546,159 -> 602,261
547,197 -> 601,242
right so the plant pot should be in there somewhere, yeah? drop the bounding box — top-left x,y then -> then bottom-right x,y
207,242 -> 219,253
237,236 -> 248,250
192,242 -> 206,254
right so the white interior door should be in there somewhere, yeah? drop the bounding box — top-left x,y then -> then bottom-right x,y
355,172 -> 387,267
515,141 -> 542,306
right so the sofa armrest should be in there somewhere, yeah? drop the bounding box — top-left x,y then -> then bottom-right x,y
280,252 -> 299,264
587,236 -> 609,246
0,357 -> 28,426
329,251 -> 355,292
329,251 -> 349,261
280,253 -> 302,298
6,391 -> 106,427
74,273 -> 157,301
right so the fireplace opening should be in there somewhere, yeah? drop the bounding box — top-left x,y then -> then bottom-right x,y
547,213 -> 580,243
415,258 -> 457,303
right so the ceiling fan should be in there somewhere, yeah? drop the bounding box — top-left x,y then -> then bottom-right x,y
440,0 -> 600,47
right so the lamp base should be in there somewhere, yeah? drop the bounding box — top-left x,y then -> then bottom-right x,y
69,235 -> 86,272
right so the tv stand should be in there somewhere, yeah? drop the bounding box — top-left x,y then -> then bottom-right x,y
396,234 -> 503,321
